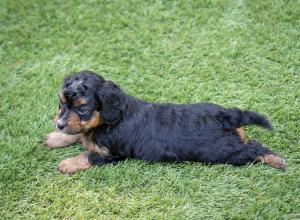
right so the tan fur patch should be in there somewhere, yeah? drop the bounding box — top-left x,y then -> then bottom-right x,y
66,111 -> 82,134
54,109 -> 102,134
59,91 -> 66,103
45,132 -> 81,148
236,127 -> 246,142
54,113 -> 59,124
81,111 -> 103,131
81,132 -> 110,156
58,152 -> 91,174
54,104 -> 62,124
73,98 -> 88,107
256,154 -> 286,169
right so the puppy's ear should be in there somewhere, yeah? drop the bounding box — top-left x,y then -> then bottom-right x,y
97,81 -> 127,124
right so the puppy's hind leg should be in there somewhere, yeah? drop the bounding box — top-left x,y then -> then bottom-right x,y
227,140 -> 286,170
44,132 -> 81,148
235,127 -> 246,142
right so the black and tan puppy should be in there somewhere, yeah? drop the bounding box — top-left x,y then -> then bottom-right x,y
45,70 -> 286,174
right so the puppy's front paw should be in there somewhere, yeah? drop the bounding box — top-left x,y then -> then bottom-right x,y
44,132 -> 60,148
58,153 -> 91,174
44,132 -> 80,148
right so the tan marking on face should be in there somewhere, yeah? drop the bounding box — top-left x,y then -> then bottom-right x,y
54,91 -> 103,134
54,114 -> 59,124
73,98 -> 88,107
45,132 -> 81,148
256,154 -> 286,169
54,105 -> 62,124
58,152 -> 92,174
81,111 -> 104,131
55,92 -> 66,126
81,132 -> 110,156
65,111 -> 82,134
59,91 -> 67,103
235,127 -> 246,142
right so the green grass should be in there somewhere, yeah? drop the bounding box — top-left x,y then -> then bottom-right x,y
0,0 -> 299,219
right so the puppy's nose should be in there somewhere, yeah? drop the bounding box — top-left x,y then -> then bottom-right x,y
57,120 -> 66,130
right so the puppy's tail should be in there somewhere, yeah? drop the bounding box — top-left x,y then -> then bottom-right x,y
218,108 -> 273,130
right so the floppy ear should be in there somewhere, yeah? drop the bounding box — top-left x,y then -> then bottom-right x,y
96,81 -> 127,124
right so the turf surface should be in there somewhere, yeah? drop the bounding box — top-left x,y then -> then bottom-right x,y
0,0 -> 299,219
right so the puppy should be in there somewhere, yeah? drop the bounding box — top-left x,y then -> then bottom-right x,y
45,70 -> 286,174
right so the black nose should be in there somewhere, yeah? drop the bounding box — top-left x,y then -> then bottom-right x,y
57,121 -> 65,130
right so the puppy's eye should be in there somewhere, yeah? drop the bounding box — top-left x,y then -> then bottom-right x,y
77,106 -> 88,114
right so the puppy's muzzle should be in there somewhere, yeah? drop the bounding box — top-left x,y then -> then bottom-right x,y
56,119 -> 66,131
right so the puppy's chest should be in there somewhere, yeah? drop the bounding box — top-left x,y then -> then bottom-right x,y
80,132 -> 110,156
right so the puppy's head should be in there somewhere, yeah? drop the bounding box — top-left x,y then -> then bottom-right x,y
54,71 -> 127,135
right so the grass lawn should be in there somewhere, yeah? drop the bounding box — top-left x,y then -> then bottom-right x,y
1,0 -> 299,219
